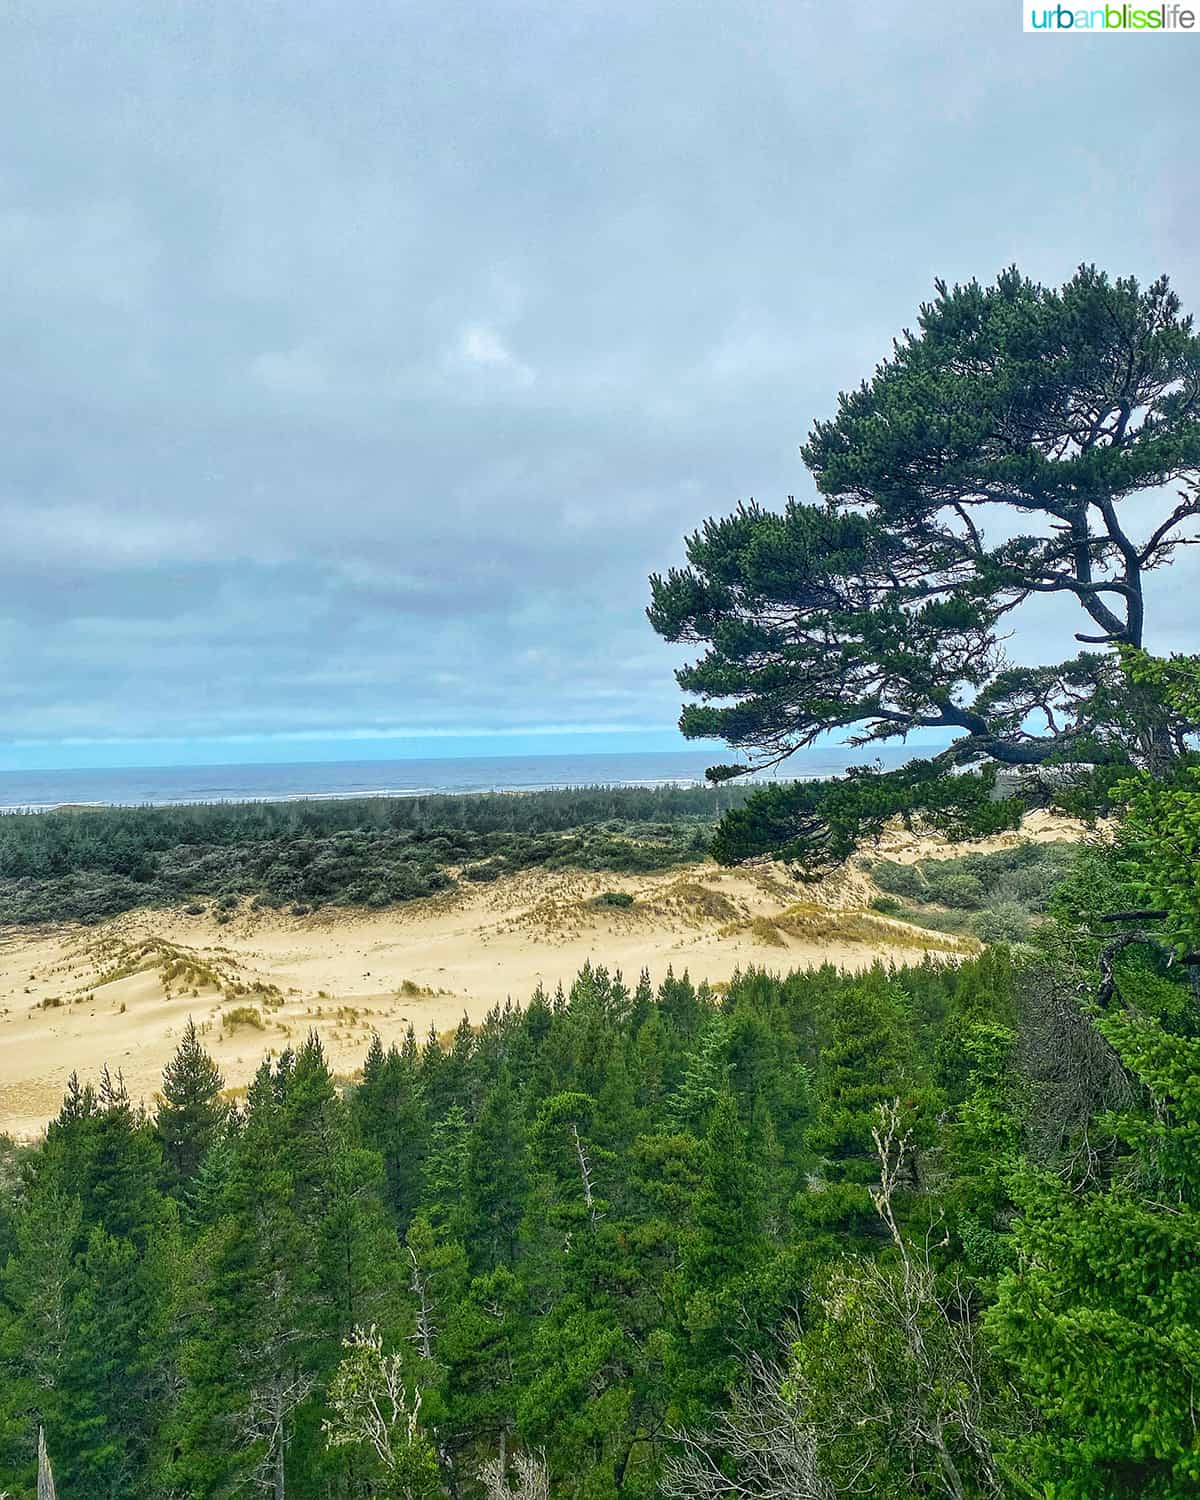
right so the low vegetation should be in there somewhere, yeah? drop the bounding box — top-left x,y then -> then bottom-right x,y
867,841 -> 1079,945
221,1004 -> 265,1031
592,890 -> 635,909
747,901 -> 970,954
0,785 -> 750,926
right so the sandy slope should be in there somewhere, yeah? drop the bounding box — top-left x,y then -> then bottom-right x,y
0,811 -> 1082,1137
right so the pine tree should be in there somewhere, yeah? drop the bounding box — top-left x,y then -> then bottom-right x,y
29,1073 -> 178,1499
683,1088 -> 763,1291
665,1014 -> 730,1133
675,1088 -> 767,1412
988,963 -> 1200,1496
170,1057 -> 320,1498
650,268 -> 1200,869
530,1092 -> 607,1234
156,1019 -> 228,1194
0,1176 -> 82,1490
353,1037 -> 430,1229
436,1266 -> 526,1478
57,1223 -> 174,1499
464,1073 -> 528,1272
425,1105 -> 472,1243
799,979 -> 913,1246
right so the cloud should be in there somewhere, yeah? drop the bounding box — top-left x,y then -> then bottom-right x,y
449,322 -> 536,388
0,0 -> 1195,753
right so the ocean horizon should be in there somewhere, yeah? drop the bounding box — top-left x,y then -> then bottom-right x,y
0,744 -> 931,813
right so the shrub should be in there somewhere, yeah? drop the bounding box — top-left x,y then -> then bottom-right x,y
972,898 -> 1033,945
869,861 -> 926,901
924,869 -> 986,909
871,844 -> 1078,926
223,1006 -> 264,1030
593,890 -> 635,908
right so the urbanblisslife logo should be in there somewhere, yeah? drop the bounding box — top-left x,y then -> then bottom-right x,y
1025,3 -> 1198,26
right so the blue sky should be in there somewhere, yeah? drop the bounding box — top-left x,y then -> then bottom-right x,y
0,728 -> 720,772
0,726 -> 961,774
0,0 -> 1196,770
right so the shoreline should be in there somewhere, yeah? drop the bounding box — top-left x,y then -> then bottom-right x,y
0,746 -> 933,815
0,775 -> 730,816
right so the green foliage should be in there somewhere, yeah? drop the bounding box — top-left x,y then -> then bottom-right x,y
709,759 -> 1019,876
798,977 -> 922,1248
1,950 -> 995,1498
323,1325 -> 443,1498
870,839 -> 1078,943
155,1018 -> 228,1193
10,258 -> 1200,1495
784,1240 -> 1011,1496
1117,760 -> 1200,957
4,799 -> 1200,1499
985,823 -> 1200,1497
650,265 -> 1200,870
0,784 -> 752,925
593,890 -> 635,909
0,1071 -> 178,1499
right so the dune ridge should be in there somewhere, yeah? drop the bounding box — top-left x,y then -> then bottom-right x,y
0,811 -> 1080,1137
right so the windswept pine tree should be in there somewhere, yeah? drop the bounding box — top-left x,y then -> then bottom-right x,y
650,266 -> 1200,870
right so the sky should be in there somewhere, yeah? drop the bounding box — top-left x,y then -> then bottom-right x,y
1,0 -> 1197,770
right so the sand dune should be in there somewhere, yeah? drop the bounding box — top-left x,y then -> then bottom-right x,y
0,811 -> 1081,1137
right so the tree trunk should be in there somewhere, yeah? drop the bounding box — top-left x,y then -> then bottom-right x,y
932,1431 -> 967,1500
273,1374 -> 287,1500
37,1427 -> 56,1500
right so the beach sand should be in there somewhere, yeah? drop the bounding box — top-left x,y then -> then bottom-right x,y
0,810 -> 1082,1137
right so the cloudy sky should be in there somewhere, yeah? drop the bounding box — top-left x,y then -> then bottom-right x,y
1,0 -> 1196,769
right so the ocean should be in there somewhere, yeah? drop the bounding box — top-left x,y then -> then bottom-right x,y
0,745 -> 930,813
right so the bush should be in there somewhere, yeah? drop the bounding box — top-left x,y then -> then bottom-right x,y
972,898 -> 1033,944
924,869 -> 985,909
223,1006 -> 264,1030
992,851 -> 1076,911
593,890 -> 635,908
869,861 -> 926,901
872,844 -> 1077,918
